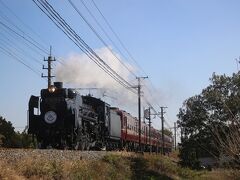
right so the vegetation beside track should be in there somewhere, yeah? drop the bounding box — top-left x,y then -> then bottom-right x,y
0,149 -> 239,180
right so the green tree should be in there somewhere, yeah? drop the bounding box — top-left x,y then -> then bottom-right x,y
0,116 -> 33,148
0,116 -> 16,147
0,134 -> 5,146
160,129 -> 173,136
178,73 -> 240,169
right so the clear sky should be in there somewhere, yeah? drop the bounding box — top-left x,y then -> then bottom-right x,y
0,0 -> 239,135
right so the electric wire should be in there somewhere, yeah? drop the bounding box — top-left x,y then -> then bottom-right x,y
90,0 -> 148,76
0,9 -> 48,54
34,0 -> 116,73
33,0 -> 137,94
0,1 -> 60,67
0,21 -> 49,55
0,38 -> 43,67
32,0 -> 171,127
0,7 -> 48,80
143,96 -> 171,130
0,33 -> 43,66
0,46 -> 41,76
90,0 -> 173,127
80,0 -> 172,115
42,0 -> 135,90
70,0 -> 137,78
0,0 -> 173,134
0,27 -> 46,57
38,0 -> 134,91
0,1 -> 83,78
0,0 -> 50,49
163,113 -> 173,129
141,80 -> 173,127
0,0 -> 168,124
79,0 -> 172,128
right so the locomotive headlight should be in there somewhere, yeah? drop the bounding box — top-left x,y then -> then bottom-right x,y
44,111 -> 57,124
48,85 -> 56,93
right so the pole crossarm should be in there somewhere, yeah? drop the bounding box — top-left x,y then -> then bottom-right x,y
42,47 -> 56,88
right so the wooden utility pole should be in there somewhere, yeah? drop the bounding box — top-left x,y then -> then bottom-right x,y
144,107 -> 152,152
136,76 -> 148,151
148,107 -> 151,152
160,106 -> 167,155
174,122 -> 177,150
42,47 -> 55,88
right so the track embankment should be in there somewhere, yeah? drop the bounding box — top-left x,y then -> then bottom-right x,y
0,149 -> 238,180
0,148 -> 108,162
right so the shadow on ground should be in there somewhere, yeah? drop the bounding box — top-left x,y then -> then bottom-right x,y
131,157 -> 173,180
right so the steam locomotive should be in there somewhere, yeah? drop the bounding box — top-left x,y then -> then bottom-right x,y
28,82 -> 172,152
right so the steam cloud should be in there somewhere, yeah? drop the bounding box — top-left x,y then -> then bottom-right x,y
55,47 -> 168,122
55,47 -> 139,114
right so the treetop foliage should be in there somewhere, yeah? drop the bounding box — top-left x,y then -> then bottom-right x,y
0,116 -> 33,148
178,72 -> 240,169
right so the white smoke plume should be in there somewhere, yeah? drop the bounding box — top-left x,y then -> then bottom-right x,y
55,47 -> 139,114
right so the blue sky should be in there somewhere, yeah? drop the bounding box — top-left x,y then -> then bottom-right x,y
0,0 -> 239,133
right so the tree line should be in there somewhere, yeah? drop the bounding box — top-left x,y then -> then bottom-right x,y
178,72 -> 240,169
0,116 -> 33,148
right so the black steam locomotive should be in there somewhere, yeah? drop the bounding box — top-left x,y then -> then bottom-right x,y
28,82 -> 110,149
28,82 -> 173,152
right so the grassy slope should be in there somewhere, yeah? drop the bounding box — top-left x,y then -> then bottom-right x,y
0,151 -> 239,180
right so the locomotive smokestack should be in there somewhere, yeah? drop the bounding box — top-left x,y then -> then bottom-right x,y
54,82 -> 63,89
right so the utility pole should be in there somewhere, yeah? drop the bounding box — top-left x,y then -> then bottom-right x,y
148,107 -> 151,152
160,106 -> 167,155
144,107 -> 152,152
174,122 -> 177,151
136,76 -> 148,151
42,47 -> 55,88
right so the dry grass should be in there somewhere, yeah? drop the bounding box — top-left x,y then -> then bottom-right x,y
0,161 -> 24,180
0,152 -> 132,180
0,150 -> 239,180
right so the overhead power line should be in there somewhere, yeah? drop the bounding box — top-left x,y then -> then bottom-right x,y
0,2 -> 53,80
90,0 -> 148,76
0,10 -> 48,54
0,28 -> 46,57
31,0 -> 172,127
32,0 -> 137,94
0,0 -> 50,48
0,21 -> 49,55
0,0 -> 66,68
42,0 -> 133,90
0,46 -> 41,76
0,35 -> 43,66
89,0 -> 172,127
76,0 -> 137,77
143,96 -> 171,129
89,0 -> 172,124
